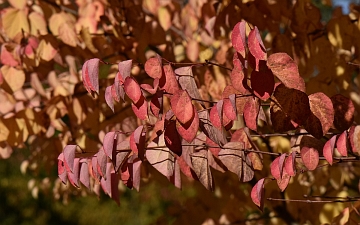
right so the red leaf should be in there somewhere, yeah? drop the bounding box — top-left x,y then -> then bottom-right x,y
206,137 -> 220,157
278,153 -> 286,179
145,54 -> 163,79
243,97 -> 260,131
131,95 -> 148,120
210,104 -> 221,128
1,44 -> 19,67
146,133 -> 175,177
79,159 -> 90,189
118,59 -> 132,81
190,149 -> 214,191
171,90 -> 194,124
267,53 -> 305,92
349,125 -> 360,154
164,120 -> 182,156
323,135 -> 336,165
161,65 -> 180,95
103,131 -> 116,160
231,21 -> 247,58
222,84 -> 251,114
223,98 -> 237,121
284,152 -> 296,176
124,77 -> 142,103
331,94 -> 355,132
198,110 -> 228,146
176,106 -> 199,143
63,145 -> 76,173
218,142 -> 245,180
105,86 -> 114,112
305,92 -> 334,139
177,154 -> 197,180
248,27 -> 266,71
250,69 -> 275,101
130,125 -> 146,160
231,128 -> 252,149
300,147 -> 319,171
114,72 -> 126,100
270,156 -> 281,180
251,178 -> 265,210
128,156 -> 142,192
150,90 -> 163,118
336,131 -> 348,156
57,153 -> 67,184
82,58 -> 100,94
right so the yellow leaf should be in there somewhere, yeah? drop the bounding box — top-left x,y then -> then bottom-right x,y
29,12 -> 48,35
80,27 -> 98,53
0,120 -> 10,142
8,0 -> 27,9
37,39 -> 57,61
2,8 -> 29,39
58,22 -> 77,47
0,65 -> 25,92
158,6 -> 171,31
49,12 -> 76,36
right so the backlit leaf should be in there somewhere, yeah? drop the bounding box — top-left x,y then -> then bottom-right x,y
0,65 -> 25,92
190,150 -> 214,191
198,110 -> 227,146
161,65 -> 180,95
82,58 -> 100,94
131,95 -> 148,120
103,131 -> 116,160
80,160 -> 90,189
336,131 -> 348,157
176,106 -> 199,143
68,158 -> 80,188
223,98 -> 237,121
124,77 -> 142,103
284,152 -> 296,176
248,27 -> 266,61
128,156 -> 142,192
2,8 -> 29,39
247,152 -> 263,171
277,169 -> 290,192
270,156 -> 281,180
63,145 -> 76,173
171,90 -> 194,124
146,133 -> 174,177
251,178 -> 265,210
218,142 -> 245,180
305,93 -> 334,139
8,0 -> 27,9
331,94 -> 355,132
145,55 -> 163,79
158,6 -> 171,31
231,21 -> 247,58
267,53 -> 306,92
118,60 -> 132,81
243,97 -> 260,131
323,135 -> 336,165
349,125 -> 360,154
300,147 -> 319,171
105,86 -> 114,112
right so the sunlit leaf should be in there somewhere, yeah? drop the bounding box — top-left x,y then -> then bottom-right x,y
300,147 -> 319,171
0,65 -> 26,92
82,58 -> 100,94
170,89 -> 194,124
145,55 -> 163,79
349,125 -> 360,154
124,77 -> 142,103
243,97 -> 260,131
176,106 -> 199,143
2,8 -> 29,39
231,21 -> 247,58
336,131 -> 348,157
323,135 -> 336,165
251,178 -> 265,210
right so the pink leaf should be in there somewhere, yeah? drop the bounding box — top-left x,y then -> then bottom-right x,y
130,125 -> 146,160
171,90 -> 194,124
167,157 -> 182,189
105,86 -> 114,112
67,158 -> 80,188
278,153 -> 286,179
248,27 -> 266,71
349,125 -> 360,154
300,147 -> 319,171
231,21 -> 247,58
144,54 -> 163,79
118,59 -> 132,81
131,95 -> 148,120
63,145 -> 76,173
128,156 -> 142,192
103,131 -> 116,160
58,153 -> 67,184
243,97 -> 260,131
277,169 -> 290,192
223,98 -> 236,121
1,44 -> 19,67
250,69 -> 275,101
284,152 -> 296,176
251,178 -> 265,210
113,140 -> 131,172
97,147 -> 107,178
160,65 -> 180,95
336,131 -> 348,156
82,58 -> 100,94
176,106 -> 199,143
323,135 -> 336,165
124,77 -> 142,103
80,159 -> 90,189
270,156 -> 281,180
114,72 -> 126,100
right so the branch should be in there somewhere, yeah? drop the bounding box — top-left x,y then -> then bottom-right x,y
267,197 -> 360,203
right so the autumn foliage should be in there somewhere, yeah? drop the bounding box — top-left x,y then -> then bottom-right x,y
1,0 -> 360,224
